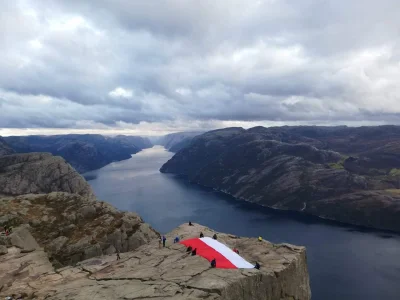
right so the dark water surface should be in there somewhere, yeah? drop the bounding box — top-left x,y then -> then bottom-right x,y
84,146 -> 400,300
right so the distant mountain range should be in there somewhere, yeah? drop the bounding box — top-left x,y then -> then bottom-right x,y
156,131 -> 203,152
161,126 -> 400,232
0,137 -> 15,156
0,131 -> 203,173
2,134 -> 152,173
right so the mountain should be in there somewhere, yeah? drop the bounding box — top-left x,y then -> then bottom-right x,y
3,134 -> 153,173
0,137 -> 14,156
161,126 -> 400,232
157,131 -> 203,152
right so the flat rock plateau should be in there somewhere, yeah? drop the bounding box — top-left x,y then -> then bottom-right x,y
0,223 -> 310,300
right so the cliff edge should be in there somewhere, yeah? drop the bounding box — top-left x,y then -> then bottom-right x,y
0,153 -> 94,199
0,223 -> 311,300
0,152 -> 159,266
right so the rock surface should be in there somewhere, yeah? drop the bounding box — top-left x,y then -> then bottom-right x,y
161,126 -> 400,232
0,152 -> 94,198
0,192 -> 159,266
0,223 -> 311,300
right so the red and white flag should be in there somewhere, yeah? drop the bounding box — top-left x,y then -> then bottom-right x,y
180,237 -> 254,269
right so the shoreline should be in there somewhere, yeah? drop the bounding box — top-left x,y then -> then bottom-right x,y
163,172 -> 400,235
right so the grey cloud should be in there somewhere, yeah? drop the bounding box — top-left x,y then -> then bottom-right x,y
0,0 -> 400,131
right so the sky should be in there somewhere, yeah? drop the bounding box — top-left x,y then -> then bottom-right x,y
1,0 -> 400,136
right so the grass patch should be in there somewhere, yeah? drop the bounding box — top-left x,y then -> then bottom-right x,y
389,168 -> 400,176
328,155 -> 349,169
328,163 -> 344,169
385,189 -> 400,195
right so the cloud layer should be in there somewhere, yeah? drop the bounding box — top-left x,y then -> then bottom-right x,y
1,0 -> 400,135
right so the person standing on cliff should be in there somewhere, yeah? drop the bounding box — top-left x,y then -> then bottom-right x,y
162,235 -> 166,247
116,249 -> 120,260
200,232 -> 204,238
212,233 -> 217,240
211,258 -> 216,268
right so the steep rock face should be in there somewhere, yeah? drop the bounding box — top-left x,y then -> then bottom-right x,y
0,192 -> 159,266
4,134 -> 153,173
0,153 -> 94,198
161,126 -> 400,232
0,137 -> 14,156
0,223 -> 310,300
158,131 -> 203,152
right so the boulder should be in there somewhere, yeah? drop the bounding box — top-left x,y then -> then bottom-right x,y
83,243 -> 102,260
78,205 -> 97,219
48,236 -> 69,254
9,226 -> 39,251
0,245 -> 7,255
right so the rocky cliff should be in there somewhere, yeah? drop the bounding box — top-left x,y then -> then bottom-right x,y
0,223 -> 311,300
0,153 -> 94,198
0,152 -> 159,266
0,192 -> 158,267
161,126 -> 400,232
4,134 -> 153,173
158,131 -> 203,152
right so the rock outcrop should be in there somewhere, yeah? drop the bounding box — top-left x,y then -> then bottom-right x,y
0,223 -> 311,300
0,192 -> 159,267
0,153 -> 94,198
4,134 -> 153,173
161,126 -> 400,232
0,151 -> 159,267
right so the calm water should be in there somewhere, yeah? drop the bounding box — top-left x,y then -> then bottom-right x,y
84,146 -> 400,300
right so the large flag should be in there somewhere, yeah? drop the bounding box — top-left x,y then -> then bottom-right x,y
180,237 -> 254,269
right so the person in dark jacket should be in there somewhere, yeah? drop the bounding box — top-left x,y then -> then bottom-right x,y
200,232 -> 204,238
191,248 -> 197,256
174,236 -> 180,243
211,258 -> 216,268
162,235 -> 166,247
189,221 -> 193,226
254,262 -> 260,270
186,246 -> 193,252
116,249 -> 121,260
212,233 -> 217,240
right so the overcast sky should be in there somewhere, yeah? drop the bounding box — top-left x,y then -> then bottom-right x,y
1,0 -> 400,136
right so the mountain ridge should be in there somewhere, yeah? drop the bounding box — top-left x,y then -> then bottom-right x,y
161,125 -> 400,232
3,134 -> 153,173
